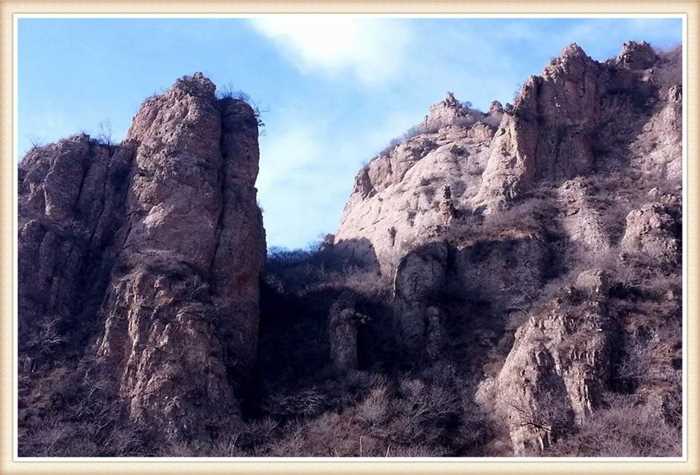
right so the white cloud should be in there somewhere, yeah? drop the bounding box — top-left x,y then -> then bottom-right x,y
257,123 -> 337,249
251,15 -> 410,85
257,124 -> 322,195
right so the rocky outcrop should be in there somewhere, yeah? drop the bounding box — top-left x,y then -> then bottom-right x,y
616,41 -> 657,70
422,92 -> 483,131
18,135 -> 134,359
335,96 -> 495,275
478,279 -> 616,454
18,40 -> 683,457
392,242 -> 448,355
558,178 -> 611,255
328,291 -> 368,373
475,44 -> 604,209
621,202 -> 680,264
337,42 -> 681,276
18,73 -> 266,442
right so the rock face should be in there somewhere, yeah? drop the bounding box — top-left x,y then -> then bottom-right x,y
621,202 -> 681,264
392,242 -> 448,355
336,42 -> 682,275
478,281 -> 615,454
335,99 -> 496,275
476,44 -> 604,209
333,41 -> 681,456
328,291 -> 368,373
18,135 -> 134,359
557,178 -> 611,255
18,73 -> 266,442
624,44 -> 682,181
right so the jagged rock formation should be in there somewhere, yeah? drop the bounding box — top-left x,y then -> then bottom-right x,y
18,73 -> 266,442
19,135 -> 134,360
477,275 -> 615,454
475,43 -> 605,209
477,41 -> 680,210
336,41 -> 682,275
18,40 -> 682,458
334,96 -> 497,275
332,41 -> 682,456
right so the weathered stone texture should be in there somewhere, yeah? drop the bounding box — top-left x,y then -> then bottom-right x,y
19,73 -> 266,442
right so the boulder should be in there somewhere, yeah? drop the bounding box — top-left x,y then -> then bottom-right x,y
483,290 -> 615,454
621,202 -> 680,264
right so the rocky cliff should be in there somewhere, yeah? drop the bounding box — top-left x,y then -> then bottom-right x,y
18,41 -> 682,457
334,41 -> 681,276
18,73 -> 266,444
329,41 -> 682,455
334,95 -> 497,275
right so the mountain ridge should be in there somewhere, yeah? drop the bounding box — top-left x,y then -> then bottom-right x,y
17,40 -> 682,457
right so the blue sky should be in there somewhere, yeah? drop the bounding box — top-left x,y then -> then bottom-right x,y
18,16 -> 682,249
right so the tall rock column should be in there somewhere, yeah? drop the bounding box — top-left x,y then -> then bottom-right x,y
211,97 -> 267,389
95,73 -> 265,441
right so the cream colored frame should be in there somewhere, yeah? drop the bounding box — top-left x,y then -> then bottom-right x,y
0,2 -> 697,474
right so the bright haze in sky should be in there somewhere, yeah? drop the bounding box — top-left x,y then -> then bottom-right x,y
18,16 -> 682,250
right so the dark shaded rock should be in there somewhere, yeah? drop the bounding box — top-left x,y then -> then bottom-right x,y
616,41 -> 657,70
328,291 -> 369,373
392,241 -> 448,355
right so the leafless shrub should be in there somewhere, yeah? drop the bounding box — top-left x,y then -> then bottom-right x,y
216,82 -> 246,101
544,393 -> 681,457
247,365 -> 470,457
27,135 -> 45,151
265,244 -> 391,298
615,339 -> 652,389
500,387 -> 574,454
216,83 -> 266,129
96,119 -> 113,146
356,386 -> 390,426
480,197 -> 552,238
263,388 -> 327,418
388,444 -> 448,457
